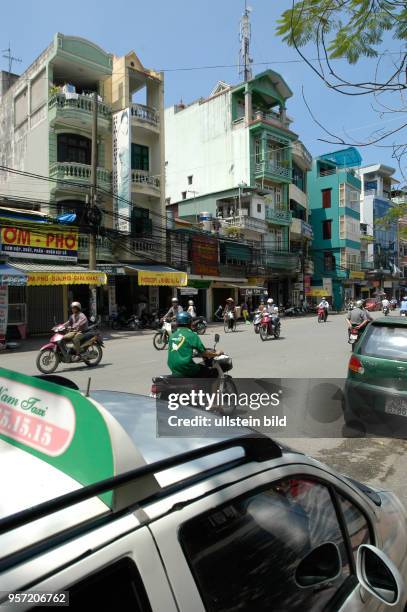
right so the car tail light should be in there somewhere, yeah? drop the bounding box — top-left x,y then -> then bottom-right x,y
349,355 -> 365,375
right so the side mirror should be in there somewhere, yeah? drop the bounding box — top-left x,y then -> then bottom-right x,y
214,333 -> 220,344
295,542 -> 341,588
356,545 -> 403,606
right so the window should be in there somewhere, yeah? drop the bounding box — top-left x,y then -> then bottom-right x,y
31,558 -> 151,611
322,189 -> 332,208
14,88 -> 28,126
337,494 -> 371,562
340,216 -> 345,239
254,139 -> 261,165
188,175 -> 193,185
257,203 -> 262,213
324,251 -> 334,271
339,183 -> 345,207
57,134 -> 91,165
360,325 -> 407,361
182,191 -> 187,200
323,220 -> 332,240
180,478 -> 351,612
31,70 -> 46,111
131,144 -> 149,171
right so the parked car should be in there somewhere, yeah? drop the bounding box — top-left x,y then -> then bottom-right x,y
1,370 -> 407,611
364,298 -> 382,312
344,317 -> 407,436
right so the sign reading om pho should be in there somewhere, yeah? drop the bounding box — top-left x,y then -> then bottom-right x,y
1,225 -> 78,262
138,270 -> 188,287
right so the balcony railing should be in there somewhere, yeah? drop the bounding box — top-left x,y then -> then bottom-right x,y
220,215 -> 268,233
266,207 -> 292,225
252,109 -> 292,129
78,235 -> 114,261
291,140 -> 313,167
50,162 -> 112,186
49,93 -> 111,121
131,170 -> 160,191
130,103 -> 159,127
255,161 -> 291,180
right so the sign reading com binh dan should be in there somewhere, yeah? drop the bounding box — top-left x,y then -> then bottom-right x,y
0,225 -> 78,262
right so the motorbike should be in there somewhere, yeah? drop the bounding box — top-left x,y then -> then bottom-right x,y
259,310 -> 281,341
348,323 -> 366,351
253,310 -> 262,334
151,333 -> 237,415
383,305 -> 390,316
224,311 -> 236,333
36,322 -> 104,374
317,306 -> 326,323
110,313 -> 139,330
191,316 -> 207,335
153,318 -> 176,350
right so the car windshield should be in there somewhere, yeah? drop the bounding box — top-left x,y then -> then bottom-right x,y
360,325 -> 407,361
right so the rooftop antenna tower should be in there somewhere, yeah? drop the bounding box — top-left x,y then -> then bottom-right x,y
239,1 -> 253,82
2,43 -> 22,74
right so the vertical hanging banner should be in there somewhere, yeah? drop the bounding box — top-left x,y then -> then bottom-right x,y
0,286 -> 8,349
113,108 -> 131,233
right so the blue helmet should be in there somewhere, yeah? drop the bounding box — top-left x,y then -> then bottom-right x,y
176,311 -> 192,326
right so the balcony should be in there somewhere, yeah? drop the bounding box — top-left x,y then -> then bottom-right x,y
220,215 -> 268,234
266,207 -> 292,226
291,140 -> 313,169
48,93 -> 111,132
262,251 -> 299,271
131,170 -> 161,196
78,235 -> 115,262
130,103 -> 160,132
49,162 -> 112,191
219,263 -> 248,278
361,261 -> 375,270
252,109 -> 293,130
255,161 -> 291,181
290,217 -> 313,239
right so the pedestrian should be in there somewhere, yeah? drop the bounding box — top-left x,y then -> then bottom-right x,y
241,301 -> 250,324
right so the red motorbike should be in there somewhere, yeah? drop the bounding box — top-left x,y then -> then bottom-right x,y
317,306 -> 326,323
259,311 -> 281,341
348,322 -> 367,351
36,322 -> 104,374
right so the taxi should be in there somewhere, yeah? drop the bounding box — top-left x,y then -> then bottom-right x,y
0,368 -> 407,611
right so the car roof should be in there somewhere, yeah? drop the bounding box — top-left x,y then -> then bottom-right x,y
371,317 -> 407,327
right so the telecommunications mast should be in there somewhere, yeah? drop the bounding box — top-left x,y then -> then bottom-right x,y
239,1 -> 253,82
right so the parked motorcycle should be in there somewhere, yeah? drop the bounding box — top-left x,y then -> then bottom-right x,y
151,333 -> 237,415
383,305 -> 390,316
110,313 -> 139,330
253,310 -> 262,334
259,310 -> 281,341
191,316 -> 207,335
36,322 -> 104,374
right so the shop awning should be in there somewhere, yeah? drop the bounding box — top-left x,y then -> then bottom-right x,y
10,263 -> 107,286
124,264 -> 188,287
0,263 -> 27,286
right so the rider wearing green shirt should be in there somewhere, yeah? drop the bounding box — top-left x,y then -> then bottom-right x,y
168,311 -> 222,377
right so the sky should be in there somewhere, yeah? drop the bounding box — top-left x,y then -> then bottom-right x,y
1,0 -> 405,180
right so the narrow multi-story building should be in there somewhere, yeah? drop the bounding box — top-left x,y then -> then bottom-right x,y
307,148 -> 362,309
165,70 -> 311,311
357,164 -> 399,297
0,33 -> 170,334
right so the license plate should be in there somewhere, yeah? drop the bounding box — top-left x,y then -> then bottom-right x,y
350,334 -> 358,341
385,397 -> 407,417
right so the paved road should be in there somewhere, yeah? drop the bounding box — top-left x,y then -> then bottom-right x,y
2,310 -> 407,507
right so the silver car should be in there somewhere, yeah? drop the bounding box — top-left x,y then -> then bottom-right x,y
0,382 -> 406,611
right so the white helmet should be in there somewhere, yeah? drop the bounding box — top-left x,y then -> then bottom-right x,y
356,300 -> 363,307
267,298 -> 274,304
171,297 -> 178,303
273,306 -> 279,313
71,301 -> 81,310
188,300 -> 194,305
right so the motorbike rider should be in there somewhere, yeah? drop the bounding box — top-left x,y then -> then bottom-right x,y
162,297 -> 183,321
381,295 -> 390,312
346,300 -> 372,337
223,297 -> 237,329
400,296 -> 407,316
168,312 -> 223,377
187,299 -> 197,318
63,302 -> 88,358
318,297 -> 330,322
265,297 -> 280,326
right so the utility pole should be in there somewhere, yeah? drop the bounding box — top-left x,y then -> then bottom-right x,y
88,91 -> 98,320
